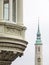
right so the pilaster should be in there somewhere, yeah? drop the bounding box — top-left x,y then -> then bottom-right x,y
9,0 -> 13,22
0,0 -> 3,20
17,0 -> 23,25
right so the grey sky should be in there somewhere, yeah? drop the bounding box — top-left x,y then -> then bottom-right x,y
12,0 -> 49,65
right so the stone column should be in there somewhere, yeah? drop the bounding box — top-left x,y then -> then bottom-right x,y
9,0 -> 13,22
0,0 -> 3,20
17,0 -> 23,25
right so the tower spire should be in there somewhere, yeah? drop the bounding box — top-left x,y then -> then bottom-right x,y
37,19 -> 40,34
35,19 -> 43,65
36,20 -> 42,44
38,18 -> 40,33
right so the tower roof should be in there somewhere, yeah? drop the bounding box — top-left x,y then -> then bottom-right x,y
36,22 -> 42,45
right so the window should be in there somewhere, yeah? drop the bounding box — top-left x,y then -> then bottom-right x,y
13,0 -> 16,22
37,58 -> 41,62
3,0 -> 9,20
38,47 -> 40,52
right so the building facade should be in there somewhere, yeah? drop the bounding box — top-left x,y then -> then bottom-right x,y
0,0 -> 28,65
35,23 -> 43,65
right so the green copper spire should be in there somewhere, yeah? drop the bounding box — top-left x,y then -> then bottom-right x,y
36,21 -> 42,45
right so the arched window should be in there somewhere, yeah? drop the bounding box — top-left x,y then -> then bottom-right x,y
3,0 -> 9,20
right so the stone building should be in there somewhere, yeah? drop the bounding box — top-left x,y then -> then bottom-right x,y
0,0 -> 28,65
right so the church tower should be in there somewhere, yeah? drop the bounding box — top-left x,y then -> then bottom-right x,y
35,22 -> 43,65
0,0 -> 28,65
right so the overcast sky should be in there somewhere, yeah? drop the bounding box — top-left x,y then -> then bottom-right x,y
12,0 -> 49,65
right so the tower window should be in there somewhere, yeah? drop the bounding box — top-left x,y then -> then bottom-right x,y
37,58 -> 41,62
3,0 -> 9,20
38,47 -> 40,52
13,0 -> 16,22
